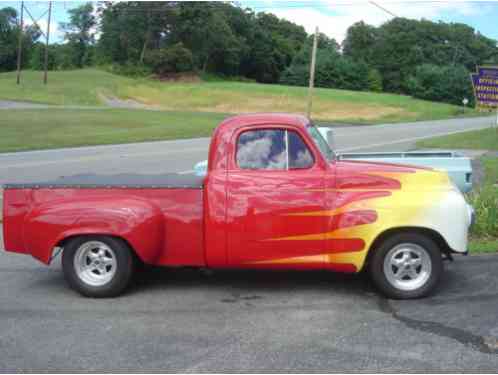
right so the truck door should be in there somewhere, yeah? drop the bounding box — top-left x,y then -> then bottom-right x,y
226,126 -> 329,268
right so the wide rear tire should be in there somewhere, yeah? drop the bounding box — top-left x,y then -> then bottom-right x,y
369,232 -> 443,299
62,235 -> 134,298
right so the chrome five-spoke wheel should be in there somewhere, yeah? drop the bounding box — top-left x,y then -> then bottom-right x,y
383,243 -> 431,291
74,241 -> 117,287
62,235 -> 134,298
369,233 -> 443,299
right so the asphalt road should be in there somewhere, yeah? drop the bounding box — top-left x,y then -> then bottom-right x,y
1,115 -> 497,371
0,115 -> 494,184
1,230 -> 497,371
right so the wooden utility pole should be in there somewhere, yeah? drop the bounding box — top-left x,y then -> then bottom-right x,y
43,1 -> 52,84
16,1 -> 24,85
306,26 -> 319,118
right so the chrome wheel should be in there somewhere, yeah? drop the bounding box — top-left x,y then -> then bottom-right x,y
73,241 -> 117,287
383,243 -> 432,291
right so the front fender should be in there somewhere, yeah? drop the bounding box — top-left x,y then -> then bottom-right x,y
23,195 -> 164,264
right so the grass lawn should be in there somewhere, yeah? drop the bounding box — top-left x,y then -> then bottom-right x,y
0,68 -> 483,124
417,127 -> 498,150
0,108 -> 226,153
418,129 -> 498,254
468,238 -> 498,254
467,157 -> 497,254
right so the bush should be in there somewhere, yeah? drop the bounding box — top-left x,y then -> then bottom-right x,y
367,69 -> 383,92
407,64 -> 475,106
280,53 -> 371,91
468,186 -> 498,239
199,72 -> 255,83
145,43 -> 194,75
29,43 -> 57,71
104,62 -> 152,78
467,157 -> 498,240
280,64 -> 308,86
29,43 -> 77,70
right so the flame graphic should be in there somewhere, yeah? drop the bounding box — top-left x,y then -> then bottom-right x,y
248,167 -> 452,272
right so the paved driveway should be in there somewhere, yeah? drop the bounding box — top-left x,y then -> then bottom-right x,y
0,227 -> 497,371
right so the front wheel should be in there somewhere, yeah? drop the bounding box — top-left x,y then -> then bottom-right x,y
62,235 -> 134,298
369,233 -> 443,299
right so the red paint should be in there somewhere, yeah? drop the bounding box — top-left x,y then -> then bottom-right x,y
2,113 -> 424,273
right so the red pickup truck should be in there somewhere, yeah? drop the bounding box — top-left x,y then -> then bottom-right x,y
2,113 -> 472,299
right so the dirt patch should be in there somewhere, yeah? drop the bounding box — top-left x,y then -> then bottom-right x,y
314,105 -> 409,121
200,97 -> 291,114
98,92 -> 161,110
197,96 -> 410,121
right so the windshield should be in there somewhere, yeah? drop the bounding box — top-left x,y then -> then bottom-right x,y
306,123 -> 335,162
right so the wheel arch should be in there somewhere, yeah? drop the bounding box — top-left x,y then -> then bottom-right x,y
55,233 -> 141,263
365,226 -> 452,267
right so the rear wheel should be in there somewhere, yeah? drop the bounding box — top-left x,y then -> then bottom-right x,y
62,235 -> 134,298
369,233 -> 443,299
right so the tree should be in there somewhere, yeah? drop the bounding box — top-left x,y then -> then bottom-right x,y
0,7 -> 19,71
407,64 -> 475,106
60,3 -> 96,67
342,21 -> 377,64
97,2 -> 307,83
97,2 -> 179,66
280,34 -> 371,92
343,17 -> 498,94
144,43 -> 193,75
0,7 -> 40,71
178,2 -> 242,74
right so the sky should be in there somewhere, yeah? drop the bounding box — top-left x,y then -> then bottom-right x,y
1,0 -> 498,45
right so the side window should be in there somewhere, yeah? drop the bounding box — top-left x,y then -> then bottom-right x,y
237,129 -> 286,170
288,131 -> 314,169
236,129 -> 314,170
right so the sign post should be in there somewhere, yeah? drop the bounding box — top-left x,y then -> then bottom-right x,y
462,97 -> 468,114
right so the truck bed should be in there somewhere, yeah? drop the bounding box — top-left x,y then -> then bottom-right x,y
2,174 -> 205,266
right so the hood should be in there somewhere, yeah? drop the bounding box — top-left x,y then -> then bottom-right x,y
335,159 -> 453,192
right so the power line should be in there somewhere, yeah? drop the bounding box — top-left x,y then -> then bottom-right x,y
369,1 -> 398,17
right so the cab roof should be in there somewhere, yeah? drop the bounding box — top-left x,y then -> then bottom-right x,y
217,113 -> 310,133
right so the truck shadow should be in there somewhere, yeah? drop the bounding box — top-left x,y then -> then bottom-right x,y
131,266 -> 376,297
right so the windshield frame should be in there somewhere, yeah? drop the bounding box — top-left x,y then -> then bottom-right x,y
306,122 -> 336,162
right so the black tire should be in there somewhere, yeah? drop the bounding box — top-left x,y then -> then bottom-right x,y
62,235 -> 134,298
369,232 -> 443,299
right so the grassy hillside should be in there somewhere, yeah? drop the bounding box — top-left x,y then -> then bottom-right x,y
0,68 -> 482,124
0,69 -> 132,106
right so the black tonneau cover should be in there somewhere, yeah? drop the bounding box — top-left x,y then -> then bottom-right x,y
3,173 -> 204,189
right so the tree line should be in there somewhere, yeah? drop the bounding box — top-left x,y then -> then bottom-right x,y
1,1 -> 498,106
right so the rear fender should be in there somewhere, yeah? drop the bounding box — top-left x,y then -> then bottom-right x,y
23,196 -> 164,264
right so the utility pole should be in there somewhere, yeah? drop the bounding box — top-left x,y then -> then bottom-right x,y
43,1 -> 52,84
306,26 -> 318,118
16,1 -> 24,85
